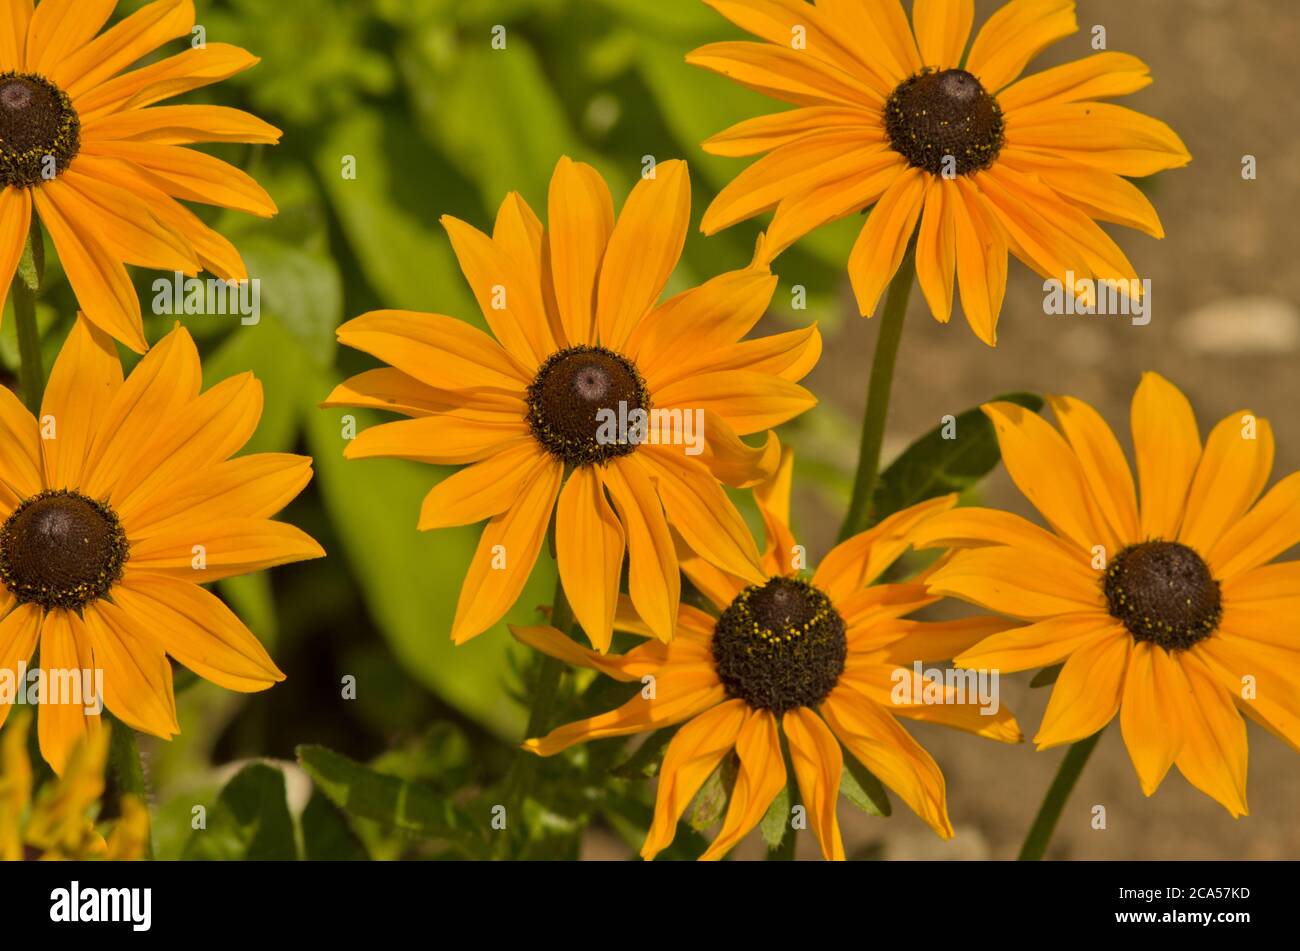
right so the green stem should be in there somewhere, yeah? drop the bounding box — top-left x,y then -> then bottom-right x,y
837,245 -> 916,542
1017,729 -> 1104,861
496,574 -> 574,857
108,716 -> 154,860
13,217 -> 45,414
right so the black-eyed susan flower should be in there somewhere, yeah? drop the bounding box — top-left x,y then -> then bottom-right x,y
0,0 -> 279,352
0,317 -> 322,773
1,710 -> 149,859
326,157 -> 821,652
689,0 -> 1189,345
515,450 -> 1021,859
916,373 -> 1300,816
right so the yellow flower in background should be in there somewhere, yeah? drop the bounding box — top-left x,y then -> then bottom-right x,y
0,317 -> 322,773
326,157 -> 821,651
1,710 -> 149,860
916,373 -> 1300,816
517,450 -> 1021,860
0,0 -> 280,352
689,0 -> 1190,345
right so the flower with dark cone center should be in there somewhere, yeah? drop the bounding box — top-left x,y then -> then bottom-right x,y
885,68 -> 1004,176
1103,541 -> 1222,652
0,72 -> 80,188
712,577 -> 847,714
526,345 -> 650,467
0,490 -> 128,610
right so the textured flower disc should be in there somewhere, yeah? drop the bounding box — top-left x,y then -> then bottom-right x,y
885,68 -> 1004,176
526,345 -> 650,467
712,576 -> 847,714
0,489 -> 128,610
1103,541 -> 1222,651
0,72 -> 79,188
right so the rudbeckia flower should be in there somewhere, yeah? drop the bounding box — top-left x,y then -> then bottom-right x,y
1,710 -> 150,859
326,157 -> 820,651
916,374 -> 1300,816
516,450 -> 1021,859
0,318 -> 322,773
0,0 -> 280,352
689,0 -> 1190,344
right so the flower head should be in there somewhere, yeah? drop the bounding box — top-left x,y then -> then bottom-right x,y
327,157 -> 821,651
690,0 -> 1190,345
918,374 -> 1300,815
0,317 -> 322,773
517,450 -> 1021,859
0,0 -> 279,352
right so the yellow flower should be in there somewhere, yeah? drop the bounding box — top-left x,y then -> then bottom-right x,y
916,374 -> 1300,816
0,0 -> 279,353
689,0 -> 1190,345
517,450 -> 1021,859
1,710 -> 150,860
326,157 -> 821,651
0,316 -> 323,773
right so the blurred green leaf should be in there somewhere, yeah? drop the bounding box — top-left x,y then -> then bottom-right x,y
301,789 -> 370,860
238,237 -> 342,367
181,763 -> 297,861
298,744 -> 478,853
760,780 -> 791,852
610,727 -> 677,780
871,392 -> 1045,524
305,390 -> 554,736
841,756 -> 892,818
417,39 -> 582,209
315,111 -> 476,318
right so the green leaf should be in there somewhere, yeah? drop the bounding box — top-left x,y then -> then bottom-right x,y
297,744 -> 478,853
841,757 -> 892,818
760,781 -> 791,852
315,111 -> 475,318
1030,664 -> 1064,688
237,236 -> 342,367
305,392 -> 554,737
871,392 -> 1045,524
181,763 -> 298,861
418,39 -> 582,211
686,752 -> 737,832
610,727 -> 678,780
301,790 -> 369,860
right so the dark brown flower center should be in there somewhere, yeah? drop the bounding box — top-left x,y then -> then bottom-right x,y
1103,541 -> 1222,652
525,345 -> 650,467
0,72 -> 80,188
0,490 -> 128,610
712,577 -> 847,714
885,68 -> 1004,176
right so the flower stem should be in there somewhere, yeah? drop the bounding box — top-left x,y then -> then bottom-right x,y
1017,728 -> 1104,861
13,217 -> 46,414
838,245 -> 916,542
496,573 -> 572,857
107,716 -> 154,860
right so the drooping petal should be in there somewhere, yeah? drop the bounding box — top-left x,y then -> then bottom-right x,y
1034,631 -> 1129,749
847,167 -> 926,317
700,707 -> 787,860
822,685 -> 953,838
450,459 -> 563,644
37,611 -> 102,776
641,698 -> 748,860
1119,642 -> 1186,796
556,467 -> 626,652
1173,651 -> 1249,817
604,457 -> 679,644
